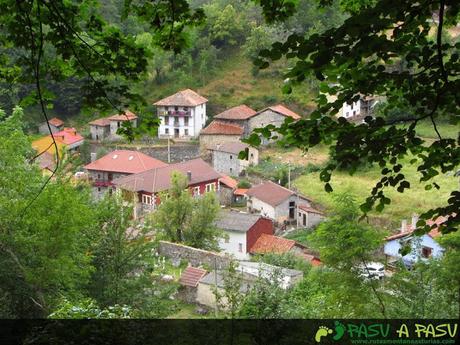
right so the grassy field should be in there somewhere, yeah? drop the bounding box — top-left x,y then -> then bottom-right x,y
260,123 -> 458,230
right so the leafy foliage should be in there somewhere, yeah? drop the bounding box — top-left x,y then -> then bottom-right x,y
249,0 -> 460,233
149,172 -> 222,251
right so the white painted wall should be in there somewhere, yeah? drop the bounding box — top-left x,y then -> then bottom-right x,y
384,234 -> 444,263
218,230 -> 250,260
248,197 -> 276,220
158,103 -> 206,138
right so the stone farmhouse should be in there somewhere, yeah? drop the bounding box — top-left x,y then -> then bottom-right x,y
200,104 -> 301,150
215,210 -> 274,260
38,117 -> 64,134
113,158 -> 221,218
199,120 -> 244,154
84,150 -> 168,199
246,180 -> 323,227
210,142 -> 259,177
341,95 -> 378,122
154,89 -> 208,139
89,110 -> 138,141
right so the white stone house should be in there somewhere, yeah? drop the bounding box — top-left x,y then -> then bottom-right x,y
341,96 -> 378,121
210,142 -> 259,176
154,89 -> 208,139
215,210 -> 274,260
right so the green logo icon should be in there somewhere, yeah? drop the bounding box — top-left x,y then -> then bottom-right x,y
314,321 -> 346,343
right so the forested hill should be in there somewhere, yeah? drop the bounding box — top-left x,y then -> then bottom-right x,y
0,0 -> 345,131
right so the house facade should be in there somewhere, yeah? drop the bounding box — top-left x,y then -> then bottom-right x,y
384,215 -> 445,266
113,158 -> 221,218
199,121 -> 244,154
341,96 -> 378,122
215,210 -> 274,260
210,142 -> 259,176
84,150 -> 167,199
209,104 -> 301,145
89,110 -> 138,141
297,205 -> 324,228
246,181 -> 321,227
38,117 -> 64,134
154,89 -> 208,139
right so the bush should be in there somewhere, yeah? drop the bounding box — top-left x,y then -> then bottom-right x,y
237,179 -> 251,189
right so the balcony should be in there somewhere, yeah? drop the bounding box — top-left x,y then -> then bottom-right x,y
168,110 -> 191,116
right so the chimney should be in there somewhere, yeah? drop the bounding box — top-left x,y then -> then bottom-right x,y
90,152 -> 97,162
401,219 -> 407,233
187,171 -> 192,182
411,214 -> 419,229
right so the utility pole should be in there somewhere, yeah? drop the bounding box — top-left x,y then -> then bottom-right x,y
214,257 -> 218,318
288,164 -> 291,189
167,136 -> 171,163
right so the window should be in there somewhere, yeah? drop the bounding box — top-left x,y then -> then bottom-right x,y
175,106 -> 178,111
164,116 -> 169,125
422,246 -> 433,258
97,187 -> 101,192
193,186 -> 200,197
229,167 -> 233,173
184,129 -> 189,136
165,128 -> 169,134
238,243 -> 243,252
97,173 -> 101,179
353,110 -> 356,116
250,153 -> 254,159
184,117 -> 189,126
142,194 -> 152,205
206,183 -> 216,193
229,155 -> 233,160
117,121 -> 121,128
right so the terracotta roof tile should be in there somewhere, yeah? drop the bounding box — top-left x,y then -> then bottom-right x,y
89,117 -> 111,126
219,175 -> 238,189
154,89 -> 208,107
113,158 -> 221,193
250,234 -> 295,254
53,128 -> 84,146
179,266 -> 207,287
200,121 -> 244,135
298,204 -> 324,215
385,215 -> 451,241
257,104 -> 301,120
107,110 -> 137,121
85,150 -> 167,174
214,105 -> 257,120
48,117 -> 64,127
234,188 -> 248,196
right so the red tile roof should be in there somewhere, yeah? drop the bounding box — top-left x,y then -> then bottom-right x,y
179,266 -> 207,287
234,188 -> 248,196
385,215 -> 450,241
89,117 -> 111,126
219,175 -> 238,189
246,181 -> 299,206
250,234 -> 296,254
200,121 -> 244,135
299,253 -> 322,266
53,128 -> 84,146
85,150 -> 168,174
48,117 -> 64,127
210,142 -> 249,155
107,110 -> 137,121
214,105 -> 257,120
154,89 -> 208,107
258,104 -> 301,120
298,204 -> 324,215
113,158 -> 221,193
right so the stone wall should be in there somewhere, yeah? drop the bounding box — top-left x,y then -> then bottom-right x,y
158,241 -> 231,269
199,134 -> 242,154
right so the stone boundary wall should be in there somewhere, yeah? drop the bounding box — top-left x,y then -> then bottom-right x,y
158,240 -> 231,269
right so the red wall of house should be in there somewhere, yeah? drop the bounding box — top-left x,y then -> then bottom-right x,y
137,179 -> 219,206
246,218 -> 274,253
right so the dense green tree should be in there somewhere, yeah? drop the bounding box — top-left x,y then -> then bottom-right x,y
150,172 -> 222,251
0,106 -> 96,317
213,261 -> 245,319
249,0 -> 460,233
